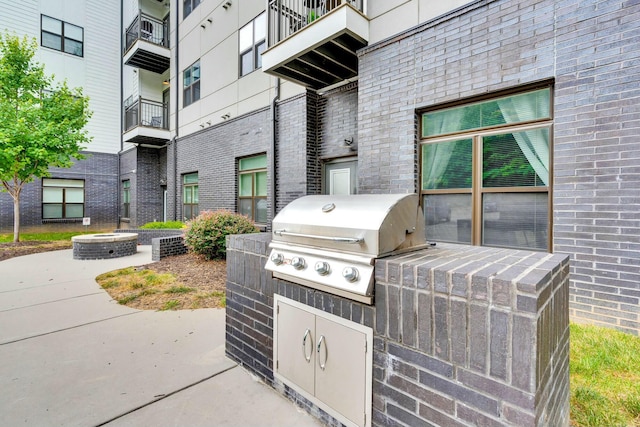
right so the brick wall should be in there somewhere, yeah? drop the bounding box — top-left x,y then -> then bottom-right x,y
151,235 -> 187,261
114,228 -> 183,245
226,233 -> 570,427
0,151 -> 119,233
356,0 -> 640,334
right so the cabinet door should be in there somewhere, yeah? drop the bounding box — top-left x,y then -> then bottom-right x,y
315,316 -> 367,427
275,300 -> 316,396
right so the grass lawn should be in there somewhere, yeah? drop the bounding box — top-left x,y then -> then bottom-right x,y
0,230 -> 102,243
570,322 -> 640,427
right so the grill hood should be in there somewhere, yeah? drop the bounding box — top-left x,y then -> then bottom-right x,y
271,193 -> 427,256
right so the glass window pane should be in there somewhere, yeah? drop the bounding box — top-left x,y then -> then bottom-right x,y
240,51 -> 253,76
238,198 -> 252,218
482,193 -> 548,250
64,23 -> 83,41
255,171 -> 267,196
239,173 -> 253,197
43,187 -> 63,203
192,62 -> 200,81
422,88 -> 550,138
482,129 -> 549,188
183,68 -> 191,87
65,204 -> 84,218
42,33 -> 62,50
239,23 -> 253,52
422,139 -> 472,190
43,178 -> 84,187
184,0 -> 192,17
184,88 -> 192,106
183,173 -> 198,184
193,80 -> 200,102
256,41 -> 266,69
255,198 -> 267,223
64,38 -> 82,56
66,188 -> 84,203
424,194 -> 471,244
42,16 -> 61,34
239,154 -> 267,171
183,205 -> 192,220
254,13 -> 266,42
193,185 -> 198,203
43,204 -> 63,219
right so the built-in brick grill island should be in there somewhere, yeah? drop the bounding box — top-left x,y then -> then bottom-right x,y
226,193 -> 571,427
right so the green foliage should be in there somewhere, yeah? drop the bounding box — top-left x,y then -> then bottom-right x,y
570,323 -> 640,426
0,32 -> 92,242
139,221 -> 185,229
184,210 -> 258,260
0,230 -> 100,243
161,300 -> 180,311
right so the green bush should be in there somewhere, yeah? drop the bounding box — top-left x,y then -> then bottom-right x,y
184,210 -> 258,260
139,220 -> 185,229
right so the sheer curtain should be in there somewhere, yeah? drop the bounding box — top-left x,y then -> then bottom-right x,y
422,109 -> 464,189
496,96 -> 550,186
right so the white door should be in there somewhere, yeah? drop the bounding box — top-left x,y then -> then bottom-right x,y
325,159 -> 357,195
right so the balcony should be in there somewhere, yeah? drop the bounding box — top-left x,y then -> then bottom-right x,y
262,0 -> 369,90
123,96 -> 170,146
123,12 -> 170,74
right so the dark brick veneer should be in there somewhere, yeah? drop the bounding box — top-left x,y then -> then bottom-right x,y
226,233 -> 570,427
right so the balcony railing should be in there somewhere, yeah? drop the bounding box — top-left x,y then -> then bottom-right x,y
267,0 -> 364,46
124,96 -> 168,132
124,11 -> 168,54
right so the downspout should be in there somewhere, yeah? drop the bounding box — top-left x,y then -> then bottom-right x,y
173,4 -> 180,221
270,77 -> 280,225
117,0 -> 124,229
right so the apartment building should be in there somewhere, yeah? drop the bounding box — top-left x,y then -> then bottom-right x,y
0,0 -> 121,232
123,0 -> 639,339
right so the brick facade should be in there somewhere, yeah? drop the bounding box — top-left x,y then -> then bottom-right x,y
0,151 -> 119,233
356,0 -> 640,333
226,233 -> 570,427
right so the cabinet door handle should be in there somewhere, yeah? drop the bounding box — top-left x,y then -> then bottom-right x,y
302,329 -> 312,362
317,335 -> 327,370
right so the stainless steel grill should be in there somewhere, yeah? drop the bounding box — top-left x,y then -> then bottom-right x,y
265,193 -> 428,304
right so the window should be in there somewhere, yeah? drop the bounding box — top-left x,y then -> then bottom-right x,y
183,60 -> 200,107
182,173 -> 199,220
41,15 -> 83,57
239,13 -> 266,77
42,178 -> 84,219
122,180 -> 131,218
183,0 -> 201,19
238,155 -> 267,223
420,87 -> 552,251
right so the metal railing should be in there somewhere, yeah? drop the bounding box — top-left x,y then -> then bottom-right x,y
124,11 -> 168,53
124,96 -> 168,132
267,0 -> 365,46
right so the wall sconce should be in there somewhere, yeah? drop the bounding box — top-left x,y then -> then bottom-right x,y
222,1 -> 232,10
162,79 -> 170,85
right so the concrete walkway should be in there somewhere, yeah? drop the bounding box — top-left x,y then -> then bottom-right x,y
0,247 -> 321,427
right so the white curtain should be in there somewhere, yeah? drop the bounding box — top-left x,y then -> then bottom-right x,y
496,96 -> 550,186
422,109 -> 464,189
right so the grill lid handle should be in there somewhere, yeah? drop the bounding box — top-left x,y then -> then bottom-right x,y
273,229 -> 363,244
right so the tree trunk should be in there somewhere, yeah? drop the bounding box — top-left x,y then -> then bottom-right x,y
12,188 -> 21,243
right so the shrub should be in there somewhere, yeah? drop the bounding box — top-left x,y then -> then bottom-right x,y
139,220 -> 185,229
184,210 -> 258,260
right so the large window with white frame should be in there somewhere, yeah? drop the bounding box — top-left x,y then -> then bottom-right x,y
183,60 -> 200,107
239,13 -> 266,77
41,15 -> 83,57
42,178 -> 85,219
419,85 -> 552,251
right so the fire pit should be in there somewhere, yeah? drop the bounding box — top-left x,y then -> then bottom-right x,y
71,233 -> 138,260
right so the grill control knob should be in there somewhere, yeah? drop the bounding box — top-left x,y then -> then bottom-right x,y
315,261 -> 331,276
291,256 -> 306,270
342,267 -> 359,282
270,252 -> 284,265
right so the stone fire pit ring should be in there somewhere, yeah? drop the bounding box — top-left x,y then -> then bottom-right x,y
72,233 -> 138,260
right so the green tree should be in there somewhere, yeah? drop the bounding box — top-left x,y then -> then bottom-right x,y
0,33 -> 91,242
